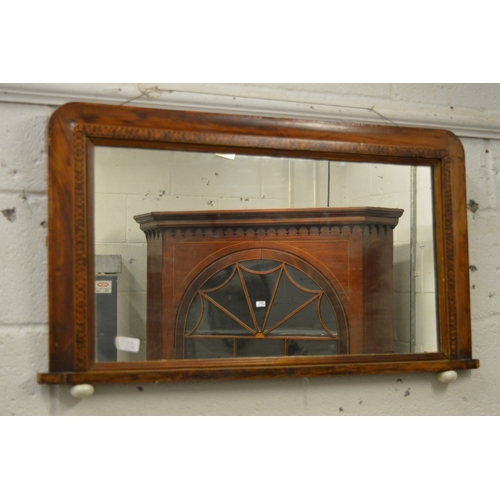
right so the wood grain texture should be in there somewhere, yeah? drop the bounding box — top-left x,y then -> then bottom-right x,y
135,208 -> 403,359
40,102 -> 478,384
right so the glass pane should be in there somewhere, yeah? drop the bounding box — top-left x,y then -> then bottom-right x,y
265,272 -> 318,333
205,273 -> 254,332
201,265 -> 235,291
191,296 -> 253,336
185,294 -> 202,334
286,265 -> 321,291
185,338 -> 234,359
268,299 -> 328,336
240,266 -> 281,331
319,295 -> 338,335
239,260 -> 282,272
288,340 -> 338,356
236,340 -> 284,357
94,147 -> 439,361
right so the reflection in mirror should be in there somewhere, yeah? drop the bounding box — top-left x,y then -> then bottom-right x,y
185,259 -> 339,359
94,147 -> 438,363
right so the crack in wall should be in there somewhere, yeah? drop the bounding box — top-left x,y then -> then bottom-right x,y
118,84 -> 399,126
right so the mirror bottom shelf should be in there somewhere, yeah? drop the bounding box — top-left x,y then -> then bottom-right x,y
38,356 -> 479,384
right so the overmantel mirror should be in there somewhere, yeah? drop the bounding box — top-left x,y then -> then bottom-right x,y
38,102 -> 479,386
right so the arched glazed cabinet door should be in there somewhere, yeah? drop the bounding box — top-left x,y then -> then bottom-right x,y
175,252 -> 349,359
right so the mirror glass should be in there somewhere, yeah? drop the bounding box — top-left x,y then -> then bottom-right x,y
94,147 -> 438,363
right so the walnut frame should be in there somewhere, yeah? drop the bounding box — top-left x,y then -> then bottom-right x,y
38,102 -> 479,385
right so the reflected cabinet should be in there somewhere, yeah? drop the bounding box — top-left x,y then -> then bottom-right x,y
135,207 -> 404,360
38,102 -> 479,385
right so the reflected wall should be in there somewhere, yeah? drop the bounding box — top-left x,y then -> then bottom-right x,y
94,147 -> 438,362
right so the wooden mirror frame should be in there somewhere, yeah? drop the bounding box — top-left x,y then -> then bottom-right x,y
38,102 -> 479,385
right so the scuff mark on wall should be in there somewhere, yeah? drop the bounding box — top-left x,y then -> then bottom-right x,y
468,199 -> 479,213
2,207 -> 16,222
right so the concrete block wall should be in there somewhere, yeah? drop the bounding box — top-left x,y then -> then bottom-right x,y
0,102 -> 51,414
1,83 -> 499,415
328,161 -> 437,352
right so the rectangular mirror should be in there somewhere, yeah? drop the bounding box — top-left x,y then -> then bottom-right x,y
94,149 -> 438,362
38,103 -> 478,385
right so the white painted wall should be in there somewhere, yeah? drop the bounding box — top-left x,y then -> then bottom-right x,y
94,149 -> 330,361
1,83 -> 498,415
328,161 -> 437,352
